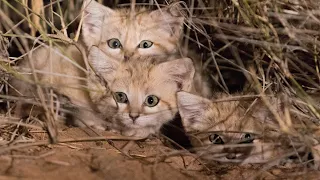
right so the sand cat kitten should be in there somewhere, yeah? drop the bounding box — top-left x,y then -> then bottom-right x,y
177,91 -> 282,163
10,0 -> 186,128
10,44 -> 115,129
83,0 -> 212,98
82,0 -> 184,61
88,46 -> 196,138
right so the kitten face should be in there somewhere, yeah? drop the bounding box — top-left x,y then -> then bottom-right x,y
82,0 -> 184,61
177,91 -> 276,163
88,47 -> 195,138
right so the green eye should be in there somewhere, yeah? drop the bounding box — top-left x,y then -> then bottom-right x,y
144,95 -> 159,107
107,38 -> 122,49
114,92 -> 128,103
209,134 -> 224,144
138,40 -> 153,49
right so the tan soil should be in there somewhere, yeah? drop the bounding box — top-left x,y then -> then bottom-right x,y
1,127 -> 320,180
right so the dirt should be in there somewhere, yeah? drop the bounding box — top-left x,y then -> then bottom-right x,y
1,127 -> 320,180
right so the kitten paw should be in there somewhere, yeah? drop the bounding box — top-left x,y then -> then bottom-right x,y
122,128 -> 154,138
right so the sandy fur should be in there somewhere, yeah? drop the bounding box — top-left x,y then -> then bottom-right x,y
88,46 -> 197,138
10,43 -> 113,129
177,91 -> 283,164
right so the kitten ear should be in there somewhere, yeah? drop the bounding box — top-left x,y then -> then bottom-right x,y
150,5 -> 184,38
82,0 -> 114,47
156,58 -> 195,91
88,46 -> 119,82
177,91 -> 211,132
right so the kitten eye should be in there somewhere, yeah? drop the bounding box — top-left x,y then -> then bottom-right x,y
244,133 -> 252,139
138,40 -> 153,49
144,95 -> 159,107
114,92 -> 128,103
209,134 -> 224,144
107,38 -> 122,49
240,133 -> 254,144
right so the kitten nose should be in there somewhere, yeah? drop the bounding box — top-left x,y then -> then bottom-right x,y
129,113 -> 139,122
124,52 -> 134,61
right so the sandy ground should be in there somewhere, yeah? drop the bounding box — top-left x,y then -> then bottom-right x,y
1,126 -> 320,180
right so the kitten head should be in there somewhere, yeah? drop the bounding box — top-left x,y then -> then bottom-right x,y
177,91 -> 278,163
88,46 -> 194,138
177,91 -> 260,133
82,0 -> 184,61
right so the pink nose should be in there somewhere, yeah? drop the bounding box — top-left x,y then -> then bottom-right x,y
124,52 -> 134,61
129,113 -> 139,122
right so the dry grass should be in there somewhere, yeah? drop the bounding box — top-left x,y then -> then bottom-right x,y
0,0 -> 320,178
